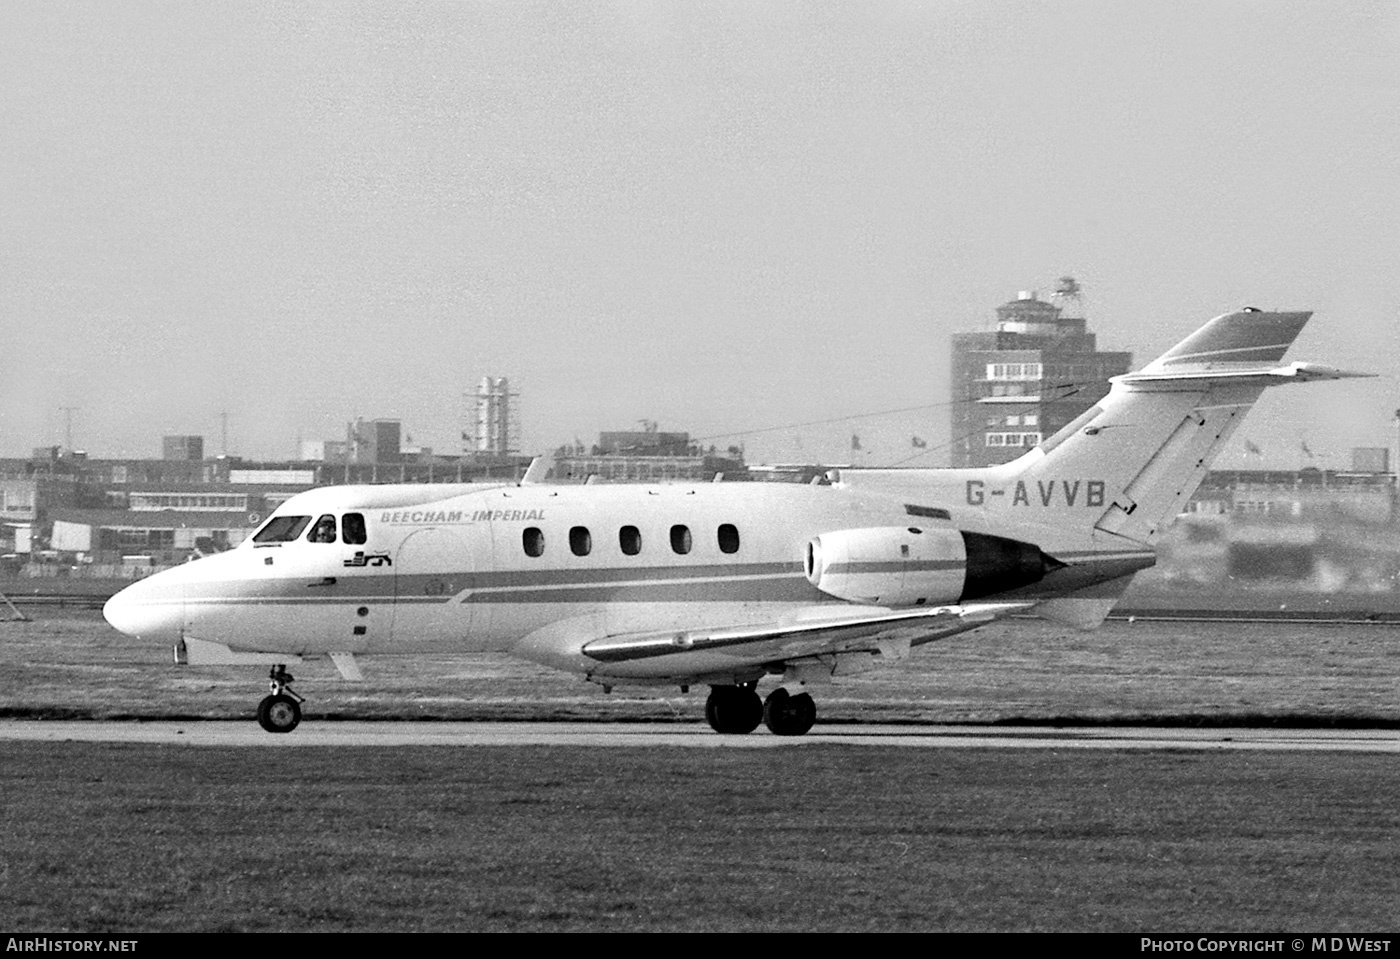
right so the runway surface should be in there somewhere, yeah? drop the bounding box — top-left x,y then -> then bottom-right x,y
3,720 -> 1399,751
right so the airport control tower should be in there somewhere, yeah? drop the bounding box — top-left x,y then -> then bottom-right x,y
949,278 -> 1132,468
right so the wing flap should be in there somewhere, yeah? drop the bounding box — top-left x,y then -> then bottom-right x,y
580,601 -> 1031,664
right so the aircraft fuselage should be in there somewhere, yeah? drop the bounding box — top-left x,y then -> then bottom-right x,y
103,478 -> 1121,680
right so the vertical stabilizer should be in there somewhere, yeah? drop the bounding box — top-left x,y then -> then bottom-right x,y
838,309 -> 1365,549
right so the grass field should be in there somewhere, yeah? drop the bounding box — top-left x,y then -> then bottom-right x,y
3,610 -> 1399,932
2,743 -> 1398,932
3,610 -> 1399,726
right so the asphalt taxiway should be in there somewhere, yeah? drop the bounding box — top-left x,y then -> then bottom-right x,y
2,720 -> 1398,751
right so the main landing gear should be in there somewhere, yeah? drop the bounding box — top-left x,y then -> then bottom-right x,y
762,687 -> 816,737
257,664 -> 304,734
704,684 -> 817,737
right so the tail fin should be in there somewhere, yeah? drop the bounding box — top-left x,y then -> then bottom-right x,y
838,309 -> 1367,549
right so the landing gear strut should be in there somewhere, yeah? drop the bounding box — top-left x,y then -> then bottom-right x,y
704,683 -> 763,734
256,664 -> 304,734
762,688 -> 816,736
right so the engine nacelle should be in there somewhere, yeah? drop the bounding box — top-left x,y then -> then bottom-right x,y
805,526 -> 1060,606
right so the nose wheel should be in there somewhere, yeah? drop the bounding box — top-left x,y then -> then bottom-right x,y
257,665 -> 305,734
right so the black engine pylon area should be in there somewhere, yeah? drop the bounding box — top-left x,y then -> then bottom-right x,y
960,531 -> 1066,600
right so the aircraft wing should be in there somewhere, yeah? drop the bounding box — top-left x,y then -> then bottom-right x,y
579,601 -> 1033,667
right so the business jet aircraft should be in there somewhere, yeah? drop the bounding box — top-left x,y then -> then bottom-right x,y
104,309 -> 1362,734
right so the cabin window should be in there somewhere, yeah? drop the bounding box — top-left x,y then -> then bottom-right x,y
570,526 -> 592,557
307,514 -> 338,543
670,524 -> 692,555
619,525 -> 642,556
523,527 -> 545,558
717,523 -> 740,554
342,513 -> 367,545
253,515 -> 310,544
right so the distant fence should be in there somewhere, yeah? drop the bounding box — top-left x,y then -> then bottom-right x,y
0,568 -> 159,607
10,563 -> 170,581
1,591 -> 110,609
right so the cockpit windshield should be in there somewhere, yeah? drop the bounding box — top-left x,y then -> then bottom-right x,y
252,515 -> 311,544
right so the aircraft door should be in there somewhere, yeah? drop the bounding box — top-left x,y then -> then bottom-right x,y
387,526 -> 485,651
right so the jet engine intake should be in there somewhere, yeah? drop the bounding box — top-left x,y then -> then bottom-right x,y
805,526 -> 966,606
805,526 -> 1063,605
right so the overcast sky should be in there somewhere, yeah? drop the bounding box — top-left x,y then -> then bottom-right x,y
3,1 -> 1396,469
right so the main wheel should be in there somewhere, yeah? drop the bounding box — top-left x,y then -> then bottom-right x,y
257,693 -> 302,734
704,685 -> 763,734
763,689 -> 816,736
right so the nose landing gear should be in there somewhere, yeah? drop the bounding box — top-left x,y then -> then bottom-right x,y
256,665 -> 304,733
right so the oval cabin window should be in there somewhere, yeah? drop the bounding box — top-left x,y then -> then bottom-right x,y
670,524 -> 692,555
717,523 -> 740,554
570,526 -> 592,557
619,525 -> 642,556
522,527 -> 545,558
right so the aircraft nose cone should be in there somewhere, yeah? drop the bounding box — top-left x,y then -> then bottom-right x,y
103,576 -> 184,640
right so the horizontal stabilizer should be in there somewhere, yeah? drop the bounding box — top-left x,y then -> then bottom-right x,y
1121,361 -> 1372,387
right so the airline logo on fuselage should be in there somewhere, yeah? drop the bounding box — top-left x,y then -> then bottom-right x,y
379,509 -> 546,525
344,551 -> 393,567
966,479 -> 1106,507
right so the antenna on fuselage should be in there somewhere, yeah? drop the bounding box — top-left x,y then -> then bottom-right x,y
519,453 -> 554,486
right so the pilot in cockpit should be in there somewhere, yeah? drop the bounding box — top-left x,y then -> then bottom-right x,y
308,515 -> 337,543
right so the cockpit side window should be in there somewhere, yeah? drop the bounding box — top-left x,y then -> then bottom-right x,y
342,513 -> 367,545
307,514 -> 338,544
252,515 -> 311,544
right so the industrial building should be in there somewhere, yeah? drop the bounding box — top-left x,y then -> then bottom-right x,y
48,508 -> 253,570
162,435 -> 204,462
552,424 -> 745,483
298,419 -> 406,465
949,278 -> 1132,467
0,431 -> 533,569
466,376 -> 517,456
